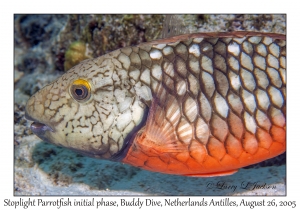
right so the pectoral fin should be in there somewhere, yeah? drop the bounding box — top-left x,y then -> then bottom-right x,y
137,95 -> 187,153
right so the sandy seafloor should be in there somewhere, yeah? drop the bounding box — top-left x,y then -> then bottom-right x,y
14,14 -> 286,196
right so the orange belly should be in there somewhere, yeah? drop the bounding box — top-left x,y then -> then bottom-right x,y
122,125 -> 285,177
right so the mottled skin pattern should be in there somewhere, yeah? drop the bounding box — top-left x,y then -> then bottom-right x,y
25,32 -> 286,177
26,52 -> 147,159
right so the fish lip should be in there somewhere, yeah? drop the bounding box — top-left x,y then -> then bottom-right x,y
30,122 -> 54,134
25,111 -> 54,134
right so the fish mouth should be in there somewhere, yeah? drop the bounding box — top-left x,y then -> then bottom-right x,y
30,122 -> 54,134
25,112 -> 54,137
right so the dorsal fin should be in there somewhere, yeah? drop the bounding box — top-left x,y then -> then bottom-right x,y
138,31 -> 286,48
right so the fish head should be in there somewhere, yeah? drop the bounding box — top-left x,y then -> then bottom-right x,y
25,51 -> 148,159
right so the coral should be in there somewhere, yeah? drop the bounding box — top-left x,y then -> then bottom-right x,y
64,41 -> 92,71
14,69 -> 24,83
18,14 -> 67,47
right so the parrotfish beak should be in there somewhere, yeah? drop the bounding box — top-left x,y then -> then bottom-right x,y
30,122 -> 54,135
25,111 -> 54,143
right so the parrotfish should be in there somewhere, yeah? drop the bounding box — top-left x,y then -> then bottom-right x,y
25,31 -> 286,177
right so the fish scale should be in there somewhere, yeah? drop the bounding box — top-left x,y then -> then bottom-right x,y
122,32 -> 286,176
25,32 -> 286,177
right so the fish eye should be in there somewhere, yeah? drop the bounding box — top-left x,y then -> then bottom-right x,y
70,79 -> 91,102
